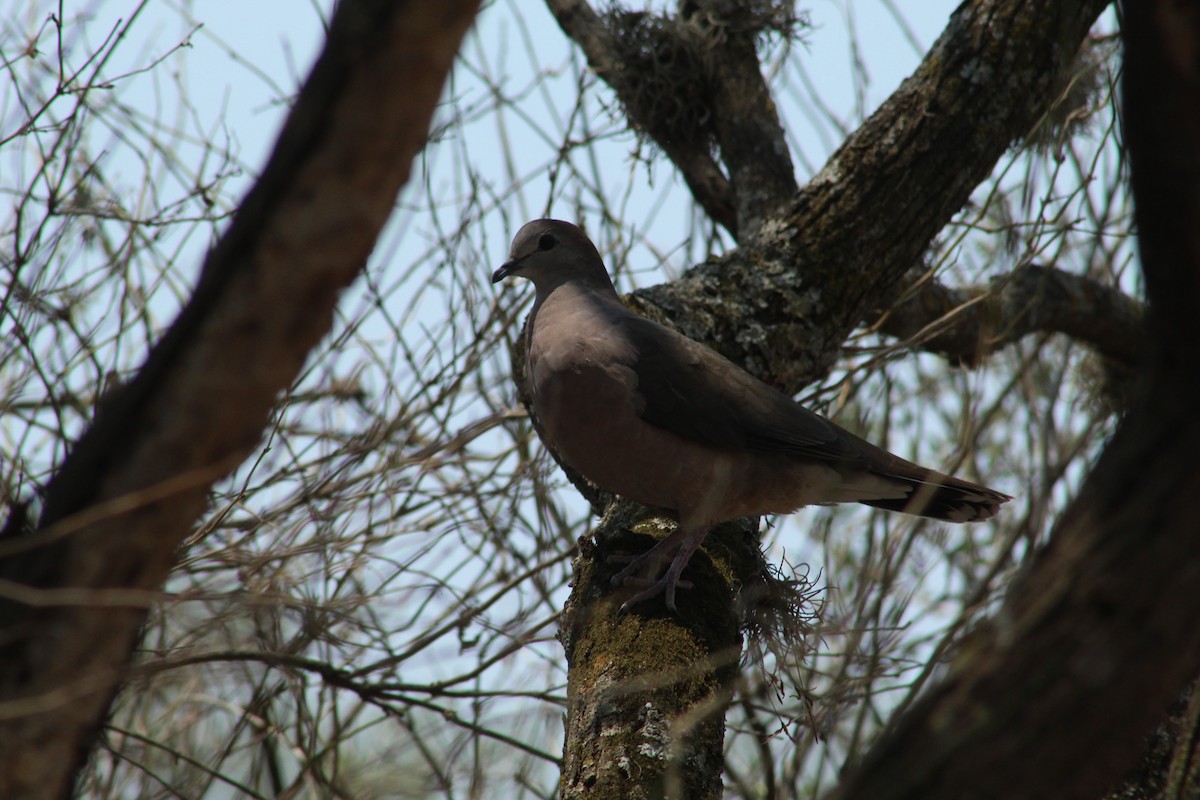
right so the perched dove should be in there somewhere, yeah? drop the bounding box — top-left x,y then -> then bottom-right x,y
493,219 -> 1010,610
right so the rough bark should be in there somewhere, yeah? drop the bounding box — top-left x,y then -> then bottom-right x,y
0,2 -> 480,797
831,3 -> 1200,798
547,0 -> 1109,797
1104,679 -> 1200,800
558,516 -> 749,800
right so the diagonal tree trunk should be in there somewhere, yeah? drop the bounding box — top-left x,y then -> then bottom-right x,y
833,4 -> 1200,796
0,2 -> 480,797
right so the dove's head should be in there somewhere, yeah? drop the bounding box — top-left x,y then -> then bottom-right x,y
492,219 -> 615,293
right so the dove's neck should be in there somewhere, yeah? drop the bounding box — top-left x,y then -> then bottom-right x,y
531,272 -> 620,318
528,279 -> 625,349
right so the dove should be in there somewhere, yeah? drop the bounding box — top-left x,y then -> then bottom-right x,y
493,219 -> 1009,610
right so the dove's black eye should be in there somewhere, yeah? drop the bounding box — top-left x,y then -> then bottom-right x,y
538,233 -> 557,251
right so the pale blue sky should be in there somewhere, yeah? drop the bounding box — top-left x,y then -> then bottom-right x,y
90,0 -> 961,256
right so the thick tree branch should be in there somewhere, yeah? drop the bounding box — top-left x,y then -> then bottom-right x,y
0,2 -> 480,797
631,0 -> 1109,393
545,1 -> 801,237
682,1 -> 799,235
832,3 -> 1200,798
872,263 -> 1145,368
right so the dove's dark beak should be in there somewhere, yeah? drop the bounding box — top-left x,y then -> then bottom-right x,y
491,260 -> 517,283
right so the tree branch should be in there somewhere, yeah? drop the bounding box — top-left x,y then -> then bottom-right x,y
681,0 -> 799,235
871,263 -> 1145,369
545,0 -> 739,235
0,2 -> 480,796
